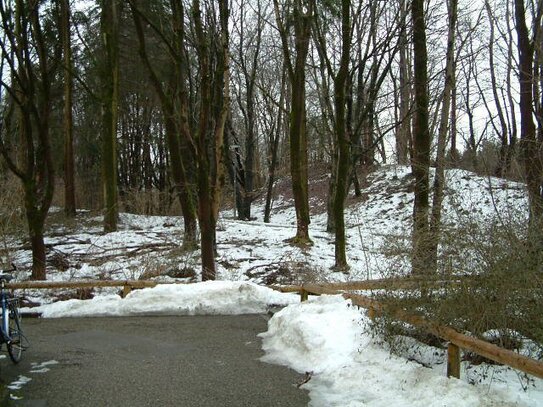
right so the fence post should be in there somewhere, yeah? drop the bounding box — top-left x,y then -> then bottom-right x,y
122,284 -> 132,298
300,289 -> 308,302
447,343 -> 461,379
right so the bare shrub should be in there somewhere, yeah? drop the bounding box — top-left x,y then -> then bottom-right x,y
375,206 -> 543,359
137,247 -> 199,281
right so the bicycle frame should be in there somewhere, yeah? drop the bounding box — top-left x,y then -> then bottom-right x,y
1,281 -> 11,342
0,266 -> 24,363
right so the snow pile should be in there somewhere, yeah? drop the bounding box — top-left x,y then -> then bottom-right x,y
260,295 -> 365,373
260,295 -> 541,407
26,281 -> 298,318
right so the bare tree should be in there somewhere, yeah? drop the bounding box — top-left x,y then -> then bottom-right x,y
514,0 -> 543,225
262,62 -> 288,224
231,0 -> 265,221
0,0 -> 56,279
60,0 -> 76,217
328,0 -> 352,270
130,0 -> 198,247
484,1 -> 509,177
100,0 -> 122,233
192,0 -> 230,280
410,0 -> 431,275
397,0 -> 412,166
274,0 -> 314,244
429,0 -> 458,272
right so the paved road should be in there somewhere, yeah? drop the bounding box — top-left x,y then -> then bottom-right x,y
0,315 -> 309,406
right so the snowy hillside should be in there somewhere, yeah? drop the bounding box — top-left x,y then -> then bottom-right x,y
8,165 -> 528,290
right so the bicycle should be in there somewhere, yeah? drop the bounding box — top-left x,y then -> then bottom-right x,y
0,264 -> 25,363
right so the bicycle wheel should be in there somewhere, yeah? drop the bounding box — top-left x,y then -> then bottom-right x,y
7,303 -> 22,363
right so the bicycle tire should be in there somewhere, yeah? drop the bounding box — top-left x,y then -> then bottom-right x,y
7,303 -> 22,363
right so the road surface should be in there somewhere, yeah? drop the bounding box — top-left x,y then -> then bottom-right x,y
0,315 -> 309,406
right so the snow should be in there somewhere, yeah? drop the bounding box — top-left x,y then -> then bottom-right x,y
5,166 -> 541,405
28,281 -> 299,318
29,360 -> 59,374
8,375 -> 32,390
260,295 -> 542,407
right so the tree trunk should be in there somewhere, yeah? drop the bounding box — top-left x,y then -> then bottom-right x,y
505,2 -> 518,171
192,0 -> 215,280
130,1 -> 198,247
397,0 -> 411,165
192,0 -> 230,280
100,0 -> 121,233
449,82 -> 459,164
60,0 -> 76,217
429,0 -> 457,274
411,0 -> 432,276
264,65 -> 287,224
26,204 -> 47,280
332,0 -> 352,271
290,70 -> 311,242
273,0 -> 313,244
236,2 -> 263,221
164,118 -> 198,247
514,0 -> 543,226
485,1 -> 509,178
0,0 -> 55,280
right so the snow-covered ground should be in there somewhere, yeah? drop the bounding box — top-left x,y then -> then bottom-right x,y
2,165 -> 540,405
9,166 -> 528,288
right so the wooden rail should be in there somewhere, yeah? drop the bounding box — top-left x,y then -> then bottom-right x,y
291,282 -> 543,380
272,275 -> 476,293
6,280 -> 159,297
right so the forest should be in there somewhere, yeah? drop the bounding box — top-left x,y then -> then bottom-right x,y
0,0 -> 541,290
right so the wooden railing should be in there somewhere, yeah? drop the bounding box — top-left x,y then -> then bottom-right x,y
273,281 -> 543,380
8,277 -> 543,380
6,280 -> 159,298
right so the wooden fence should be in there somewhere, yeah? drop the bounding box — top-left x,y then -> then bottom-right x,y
6,280 -> 159,298
7,277 -> 543,380
274,282 -> 543,380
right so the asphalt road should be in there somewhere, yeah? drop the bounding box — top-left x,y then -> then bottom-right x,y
0,315 -> 309,406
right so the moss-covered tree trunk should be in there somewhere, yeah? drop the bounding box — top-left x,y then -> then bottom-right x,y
26,201 -> 48,280
164,118 -> 198,247
332,0 -> 352,271
273,0 -> 313,244
0,0 -> 54,280
290,69 -> 311,242
192,0 -> 230,280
